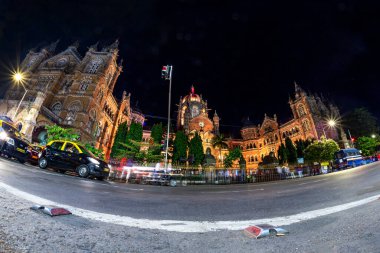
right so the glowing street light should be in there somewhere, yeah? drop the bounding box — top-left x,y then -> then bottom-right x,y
327,119 -> 336,127
13,72 -> 24,82
11,71 -> 28,121
322,119 -> 337,139
371,134 -> 376,138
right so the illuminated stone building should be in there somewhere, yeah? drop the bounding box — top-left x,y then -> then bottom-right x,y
241,83 -> 346,172
0,40 -> 144,158
176,86 -> 221,164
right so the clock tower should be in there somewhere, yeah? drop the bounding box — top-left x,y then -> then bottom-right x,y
176,85 -> 214,134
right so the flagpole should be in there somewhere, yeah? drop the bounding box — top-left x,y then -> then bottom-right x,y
164,66 -> 173,170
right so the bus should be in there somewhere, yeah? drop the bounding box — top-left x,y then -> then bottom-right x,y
334,148 -> 364,169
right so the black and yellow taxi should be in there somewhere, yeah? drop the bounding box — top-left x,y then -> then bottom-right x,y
0,119 -> 29,163
38,140 -> 110,179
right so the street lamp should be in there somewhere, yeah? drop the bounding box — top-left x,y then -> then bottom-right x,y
322,119 -> 336,139
12,71 -> 28,121
371,134 -> 376,139
161,65 -> 173,170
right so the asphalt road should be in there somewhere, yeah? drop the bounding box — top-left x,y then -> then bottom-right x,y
0,157 -> 379,222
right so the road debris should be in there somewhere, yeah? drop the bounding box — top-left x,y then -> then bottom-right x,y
30,205 -> 72,216
244,224 -> 289,239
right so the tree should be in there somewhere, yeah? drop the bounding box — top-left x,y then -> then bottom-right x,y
356,136 -> 379,156
172,130 -> 188,165
285,137 -> 297,164
295,140 -> 305,158
117,140 -> 162,163
277,143 -> 287,165
321,139 -> 340,162
188,132 -> 204,166
85,143 -> 105,160
110,121 -> 128,158
46,125 -> 80,143
304,139 -> 339,163
211,134 -> 228,165
224,147 -> 242,168
150,122 -> 163,144
343,107 -> 379,137
126,122 -> 143,142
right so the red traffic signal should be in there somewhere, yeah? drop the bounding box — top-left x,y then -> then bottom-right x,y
161,65 -> 172,80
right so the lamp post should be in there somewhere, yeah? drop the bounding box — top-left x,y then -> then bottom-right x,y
161,65 -> 173,170
12,72 -> 28,121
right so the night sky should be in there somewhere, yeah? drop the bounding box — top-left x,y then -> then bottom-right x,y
0,0 -> 379,131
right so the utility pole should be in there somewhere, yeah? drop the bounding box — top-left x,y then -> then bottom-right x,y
161,65 -> 173,170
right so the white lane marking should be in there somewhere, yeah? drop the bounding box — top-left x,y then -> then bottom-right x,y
297,178 -> 328,186
0,181 -> 379,233
202,188 -> 264,194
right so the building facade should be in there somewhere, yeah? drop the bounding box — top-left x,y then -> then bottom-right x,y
176,86 -> 222,165
0,40 -> 144,158
174,83 -> 347,171
241,83 -> 347,172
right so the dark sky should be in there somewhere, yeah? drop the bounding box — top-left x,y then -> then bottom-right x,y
0,0 -> 379,129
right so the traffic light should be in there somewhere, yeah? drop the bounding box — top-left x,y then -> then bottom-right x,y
161,65 -> 172,80
351,137 -> 355,142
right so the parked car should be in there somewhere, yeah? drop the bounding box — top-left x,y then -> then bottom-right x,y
38,140 -> 110,179
0,119 -> 29,164
27,144 -> 43,165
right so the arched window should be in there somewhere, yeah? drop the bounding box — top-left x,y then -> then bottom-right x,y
51,102 -> 62,116
298,104 -> 306,117
87,58 -> 102,74
94,122 -> 102,137
253,143 -> 257,148
302,120 -> 310,131
275,134 -> 278,141
66,101 -> 81,123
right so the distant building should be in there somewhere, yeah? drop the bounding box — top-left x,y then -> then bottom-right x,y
0,40 -> 144,158
176,86 -> 222,166
240,83 -> 348,172
174,83 -> 348,172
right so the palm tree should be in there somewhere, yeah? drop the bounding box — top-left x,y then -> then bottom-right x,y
211,134 -> 228,167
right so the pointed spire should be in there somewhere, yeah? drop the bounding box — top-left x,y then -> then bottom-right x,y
118,58 -> 124,67
89,41 -> 99,51
294,80 -> 299,91
191,85 -> 195,94
69,40 -> 80,49
294,81 -> 306,99
214,110 -> 218,117
43,39 -> 59,53
103,39 -> 119,52
109,39 -> 119,50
